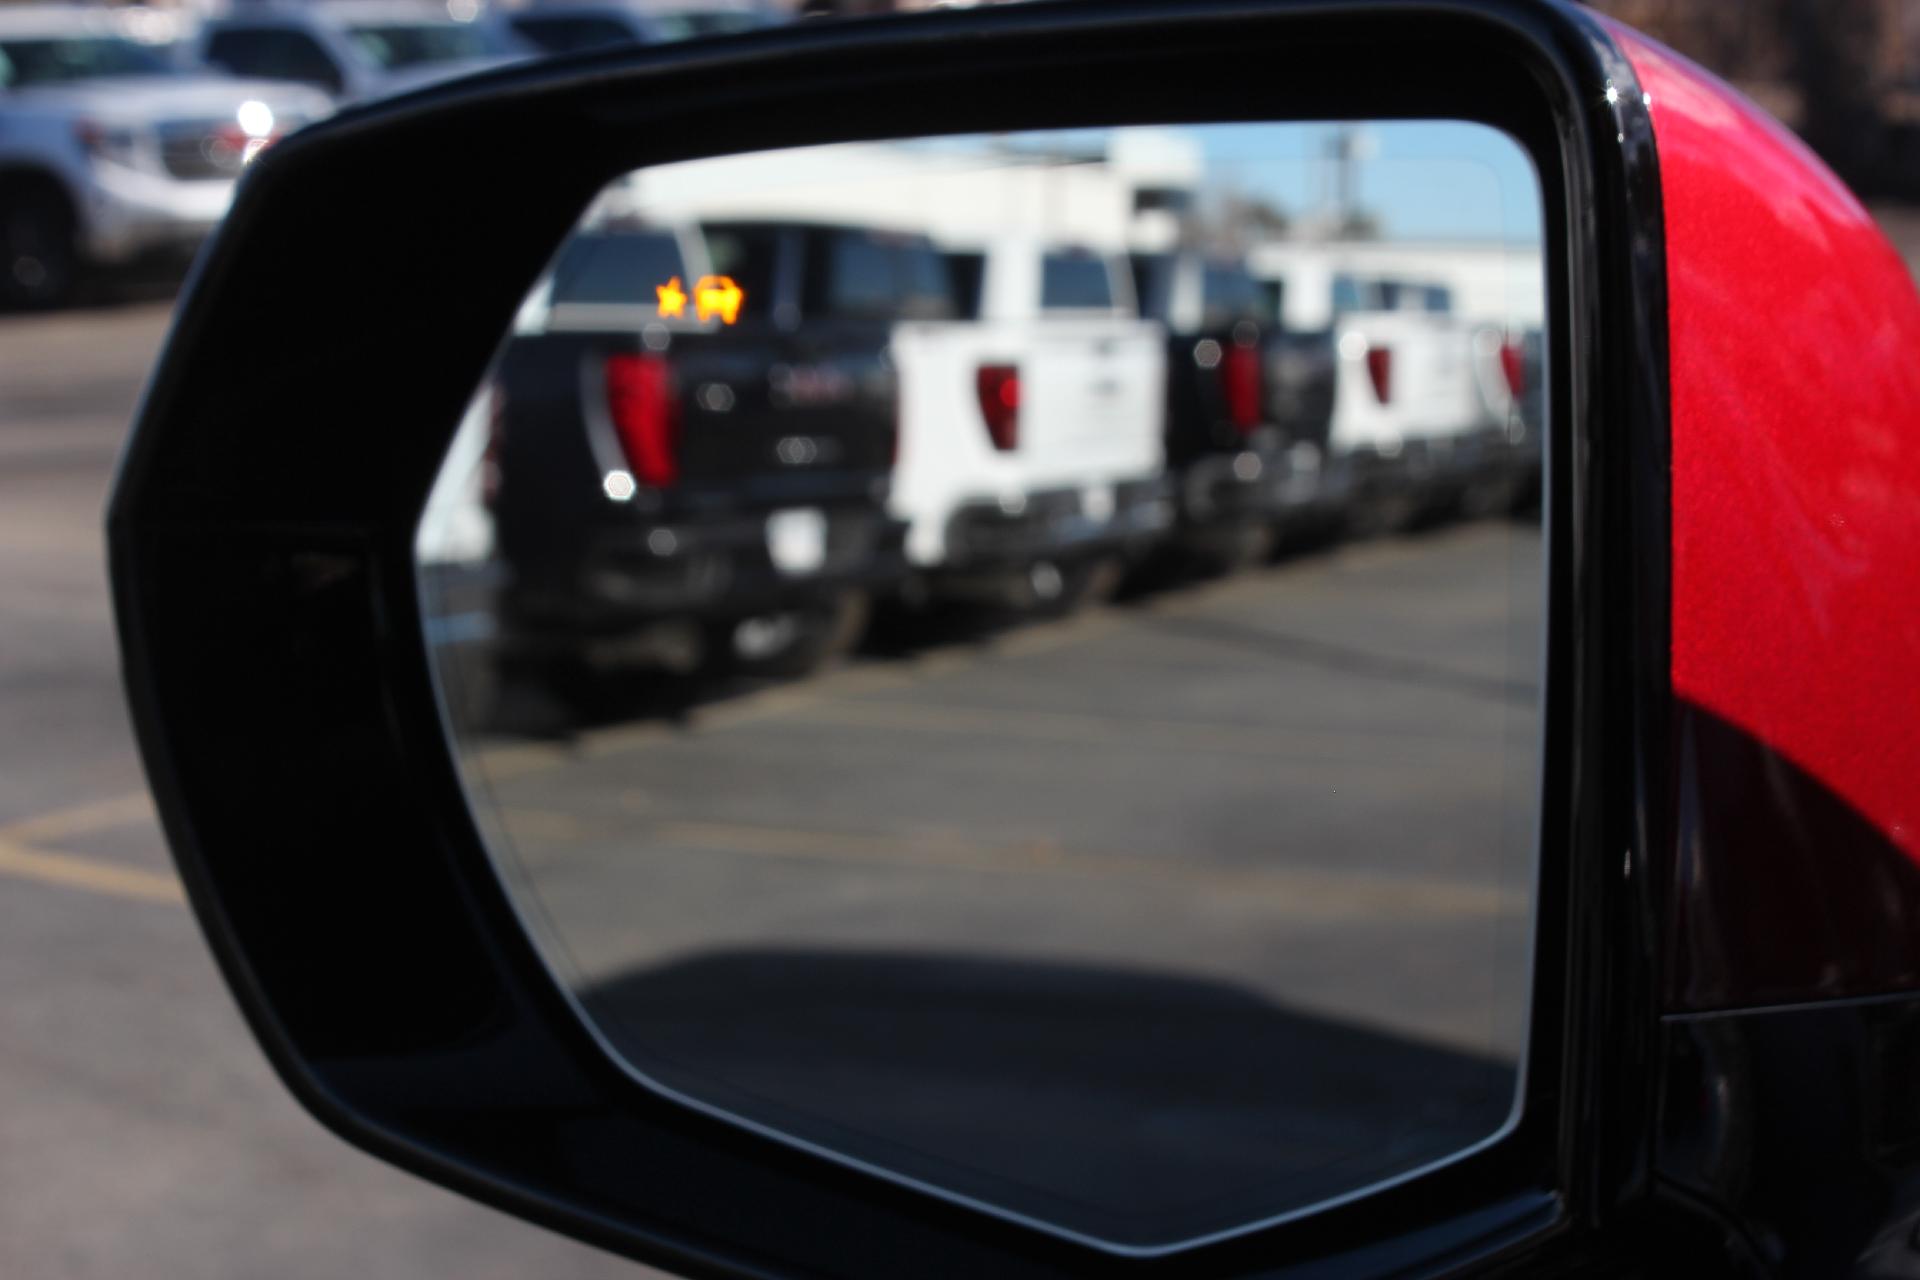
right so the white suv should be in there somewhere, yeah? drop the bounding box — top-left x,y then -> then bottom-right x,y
192,2 -> 528,107
0,5 -> 329,307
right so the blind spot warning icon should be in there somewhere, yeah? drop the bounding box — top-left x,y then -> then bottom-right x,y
695,276 -> 745,325
656,276 -> 688,319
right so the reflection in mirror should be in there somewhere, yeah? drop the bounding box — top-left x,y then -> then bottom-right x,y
416,121 -> 1546,1251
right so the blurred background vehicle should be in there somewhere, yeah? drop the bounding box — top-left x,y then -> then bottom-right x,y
503,0 -> 776,53
0,3 -> 328,307
488,213 -> 911,704
1322,278 -> 1521,533
1255,250 -> 1543,533
890,236 -> 1168,613
427,121 -> 1555,731
1130,248 -> 1329,571
189,0 -> 530,103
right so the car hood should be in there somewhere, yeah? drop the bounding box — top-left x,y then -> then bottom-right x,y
14,76 -> 333,127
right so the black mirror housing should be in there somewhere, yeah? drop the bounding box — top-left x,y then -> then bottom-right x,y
109,3 -> 1674,1274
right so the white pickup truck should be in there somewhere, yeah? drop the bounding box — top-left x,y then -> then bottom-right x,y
888,239 -> 1171,609
1261,265 -> 1531,531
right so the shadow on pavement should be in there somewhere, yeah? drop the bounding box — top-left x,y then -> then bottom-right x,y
580,947 -> 1517,1244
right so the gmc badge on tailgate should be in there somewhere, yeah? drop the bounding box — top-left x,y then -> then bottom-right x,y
769,363 -> 857,408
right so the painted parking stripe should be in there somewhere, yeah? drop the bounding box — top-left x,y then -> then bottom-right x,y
0,791 -> 181,905
0,790 -> 155,845
0,837 -> 183,905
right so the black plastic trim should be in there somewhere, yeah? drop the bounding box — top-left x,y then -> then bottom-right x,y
108,1 -> 1674,1274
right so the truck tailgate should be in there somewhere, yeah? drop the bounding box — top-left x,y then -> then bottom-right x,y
1016,319 -> 1166,488
668,333 -> 898,502
892,318 -> 1164,487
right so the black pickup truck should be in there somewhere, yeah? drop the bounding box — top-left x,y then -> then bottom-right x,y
1128,251 -> 1339,568
491,219 -> 929,691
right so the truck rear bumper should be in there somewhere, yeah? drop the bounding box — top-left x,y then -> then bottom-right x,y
501,505 -> 908,646
938,478 -> 1173,574
81,168 -> 232,266
1177,441 -> 1344,528
1337,425 -> 1540,525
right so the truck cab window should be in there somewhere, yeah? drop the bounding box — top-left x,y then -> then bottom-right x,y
1041,252 -> 1116,311
548,231 -> 688,306
895,242 -> 955,320
1201,264 -> 1264,329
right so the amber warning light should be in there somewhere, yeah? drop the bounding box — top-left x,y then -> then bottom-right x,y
657,276 -> 744,325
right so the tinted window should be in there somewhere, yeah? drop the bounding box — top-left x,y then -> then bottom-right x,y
702,225 -> 782,319
206,28 -> 342,92
1201,265 -> 1265,330
1331,272 -> 1366,314
811,231 -> 953,321
547,232 -> 688,306
1041,253 -> 1115,311
345,22 -> 502,69
944,252 -> 985,319
897,242 -> 954,320
1128,254 -> 1173,322
0,36 -> 170,86
1421,285 -> 1454,314
1259,279 -> 1285,326
508,14 -> 635,54
824,232 -> 894,317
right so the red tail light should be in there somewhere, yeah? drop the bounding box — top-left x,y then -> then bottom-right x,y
1499,340 -> 1527,398
1221,341 -> 1263,434
977,364 -> 1020,452
1365,346 -> 1393,404
605,352 -> 680,488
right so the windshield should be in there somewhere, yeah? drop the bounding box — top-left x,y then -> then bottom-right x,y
345,21 -> 503,70
0,36 -> 173,87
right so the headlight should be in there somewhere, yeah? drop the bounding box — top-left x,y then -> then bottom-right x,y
75,120 -> 147,171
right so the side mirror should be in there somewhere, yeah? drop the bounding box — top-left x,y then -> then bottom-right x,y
108,1 -> 1920,1275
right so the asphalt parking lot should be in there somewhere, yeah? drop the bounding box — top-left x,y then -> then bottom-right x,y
451,513 -> 1542,1237
463,525 -> 1541,1058
0,301 -> 644,1280
4,292 -> 1538,1273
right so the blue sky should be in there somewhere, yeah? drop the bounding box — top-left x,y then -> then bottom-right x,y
992,121 -> 1543,244
1193,121 -> 1543,245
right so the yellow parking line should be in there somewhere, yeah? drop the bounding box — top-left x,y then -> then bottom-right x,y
0,837 -> 183,905
0,789 -> 156,844
0,791 -> 182,905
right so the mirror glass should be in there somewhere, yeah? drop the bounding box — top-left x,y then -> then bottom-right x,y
416,120 -> 1546,1251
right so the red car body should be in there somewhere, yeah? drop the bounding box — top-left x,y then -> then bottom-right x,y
1614,25 -> 1920,1008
